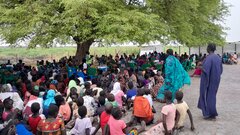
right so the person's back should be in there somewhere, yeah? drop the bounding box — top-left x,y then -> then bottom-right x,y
28,103 -> 45,134
175,101 -> 189,128
100,111 -> 111,131
207,54 -> 222,82
127,89 -> 137,99
133,89 -> 153,124
70,106 -> 95,135
59,103 -> 71,121
107,108 -> 126,135
161,103 -> 176,131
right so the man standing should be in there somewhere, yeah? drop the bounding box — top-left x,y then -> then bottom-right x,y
198,43 -> 223,120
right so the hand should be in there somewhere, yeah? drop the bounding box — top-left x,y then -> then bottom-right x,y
191,126 -> 195,131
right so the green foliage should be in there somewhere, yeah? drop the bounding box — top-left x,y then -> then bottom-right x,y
0,0 -> 228,48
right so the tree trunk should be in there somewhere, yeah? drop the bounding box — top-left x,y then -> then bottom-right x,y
74,39 -> 93,65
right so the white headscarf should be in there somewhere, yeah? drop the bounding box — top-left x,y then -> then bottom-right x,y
111,82 -> 121,95
78,77 -> 84,85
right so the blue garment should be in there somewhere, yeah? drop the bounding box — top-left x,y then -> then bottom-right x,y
16,123 -> 32,135
127,89 -> 137,99
198,53 -> 222,117
43,90 -> 56,109
157,55 -> 191,100
67,65 -> 77,77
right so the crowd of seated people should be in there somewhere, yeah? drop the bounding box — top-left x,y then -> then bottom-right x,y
222,52 -> 238,64
0,51 -> 197,135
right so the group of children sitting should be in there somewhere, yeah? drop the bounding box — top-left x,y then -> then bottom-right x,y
0,57 -> 196,135
1,80 -> 194,135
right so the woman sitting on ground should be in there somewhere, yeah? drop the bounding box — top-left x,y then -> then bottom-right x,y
191,61 -> 202,77
37,104 -> 66,135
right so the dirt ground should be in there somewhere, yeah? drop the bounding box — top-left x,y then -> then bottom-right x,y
96,64 -> 240,135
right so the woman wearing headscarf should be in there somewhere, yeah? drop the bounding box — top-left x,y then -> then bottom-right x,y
66,80 -> 81,96
0,84 -> 24,111
43,90 -> 56,116
111,82 -> 125,109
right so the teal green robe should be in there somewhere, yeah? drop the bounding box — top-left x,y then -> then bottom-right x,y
157,55 -> 191,100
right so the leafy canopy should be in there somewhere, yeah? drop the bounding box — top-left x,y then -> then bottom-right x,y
0,0 -> 228,48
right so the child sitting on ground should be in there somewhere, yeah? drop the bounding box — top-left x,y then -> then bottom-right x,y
175,91 -> 195,131
128,88 -> 153,133
143,91 -> 178,135
55,95 -> 71,123
105,93 -> 118,108
70,106 -> 96,135
66,96 -> 84,129
126,82 -> 137,110
143,89 -> 156,113
28,102 -> 45,134
83,89 -> 98,117
2,97 -> 14,122
105,107 -> 128,135
95,96 -> 106,117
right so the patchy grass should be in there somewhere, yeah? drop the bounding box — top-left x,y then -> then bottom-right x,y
0,46 -> 140,64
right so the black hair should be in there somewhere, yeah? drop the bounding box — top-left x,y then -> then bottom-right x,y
128,81 -> 134,89
105,103 -> 113,114
77,96 -> 84,107
75,78 -> 80,85
144,73 -> 150,80
100,91 -> 106,97
107,94 -> 115,102
98,96 -> 106,106
92,78 -> 98,85
32,75 -> 38,82
3,97 -> 13,110
31,102 -> 40,114
70,87 -> 77,93
167,49 -> 174,55
82,58 -> 86,63
207,43 -> 216,52
137,88 -> 145,96
48,104 -> 59,118
176,91 -> 183,101
164,91 -> 172,101
85,89 -> 93,96
78,106 -> 87,118
144,88 -> 151,95
96,81 -> 102,87
111,107 -> 122,120
54,95 -> 65,107
84,82 -> 91,89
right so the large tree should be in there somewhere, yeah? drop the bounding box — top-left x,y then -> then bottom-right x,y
0,0 -> 228,63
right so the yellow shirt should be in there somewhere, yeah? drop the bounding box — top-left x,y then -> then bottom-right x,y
175,101 -> 189,128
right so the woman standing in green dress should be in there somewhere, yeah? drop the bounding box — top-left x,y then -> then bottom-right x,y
157,49 -> 191,102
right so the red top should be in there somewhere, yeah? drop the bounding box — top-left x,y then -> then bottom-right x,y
100,111 -> 111,134
28,116 -> 42,134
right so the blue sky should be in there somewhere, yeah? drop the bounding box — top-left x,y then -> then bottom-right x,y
224,0 -> 240,42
